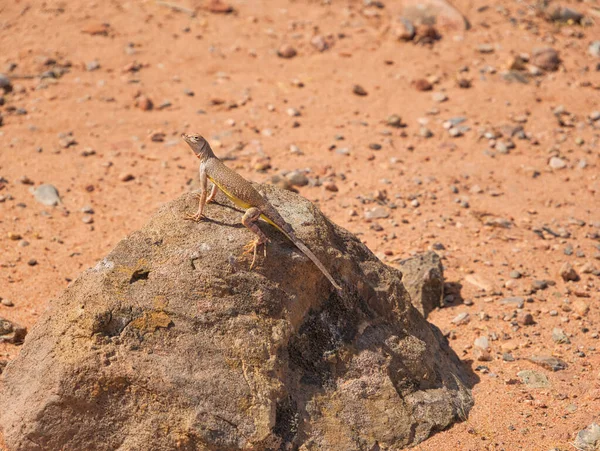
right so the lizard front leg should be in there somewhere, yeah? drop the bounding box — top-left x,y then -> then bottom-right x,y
241,207 -> 269,269
206,183 -> 218,204
184,164 -> 209,222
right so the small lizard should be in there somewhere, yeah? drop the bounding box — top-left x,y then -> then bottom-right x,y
182,133 -> 342,291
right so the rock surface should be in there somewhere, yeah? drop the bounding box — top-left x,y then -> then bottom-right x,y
397,251 -> 444,317
0,186 -> 473,451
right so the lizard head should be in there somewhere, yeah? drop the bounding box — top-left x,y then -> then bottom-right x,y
181,133 -> 214,159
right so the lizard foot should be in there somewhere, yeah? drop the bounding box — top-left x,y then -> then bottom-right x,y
243,239 -> 268,269
183,212 -> 204,222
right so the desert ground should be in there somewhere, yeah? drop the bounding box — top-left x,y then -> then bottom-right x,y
1,0 -> 599,449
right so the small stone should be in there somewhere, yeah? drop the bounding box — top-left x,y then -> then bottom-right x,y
552,328 -> 570,344
432,92 -> 448,103
531,47 -> 560,72
277,44 -> 297,59
549,156 -> 567,169
323,181 -> 338,192
369,143 -> 382,150
410,199 -> 420,208
119,173 -> 135,182
509,270 -> 522,279
286,171 -> 309,187
183,88 -> 194,96
590,111 -> 600,122
419,127 -> 433,138
7,232 -> 21,241
474,336 -> 489,350
574,423 -> 600,451
394,17 -> 415,41
572,300 -> 589,317
517,370 -> 549,388
310,35 -> 329,52
27,259 -> 38,266
286,107 -> 300,117
364,207 -> 389,220
19,176 -> 34,185
1,299 -> 14,307
451,312 -> 470,325
82,215 -> 94,224
473,347 -> 492,361
136,96 -> 153,111
206,0 -> 234,14
289,145 -> 302,155
386,114 -> 402,127
412,79 -> 432,91
528,355 -> 567,371
549,6 -> 583,24
531,280 -> 549,291
478,44 -> 494,54
352,84 -> 368,96
590,42 -> 600,58
86,60 -> 100,71
518,312 -> 535,325
18,240 -> 29,247
502,353 -> 515,362
0,73 -> 12,92
559,262 -> 579,282
32,184 -> 61,206
500,296 -> 525,309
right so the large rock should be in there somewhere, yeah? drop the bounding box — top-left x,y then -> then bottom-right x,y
0,185 -> 473,450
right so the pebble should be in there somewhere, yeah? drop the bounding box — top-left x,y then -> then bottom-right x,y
572,300 -> 589,317
531,47 -> 560,72
395,17 -> 415,41
119,173 -> 135,182
473,347 -> 492,361
7,232 -> 21,241
369,143 -> 382,150
286,171 -> 309,187
323,181 -> 338,192
518,312 -> 535,325
364,206 -> 389,219
286,107 -> 300,117
27,259 -> 37,266
1,299 -> 13,307
478,44 -> 494,54
500,296 -> 525,309
474,336 -> 489,350
549,156 -> 567,169
588,41 -> 600,58
277,44 -> 297,59
136,96 -> 153,111
412,79 -> 433,91
559,262 -> 579,282
310,35 -> 328,52
82,215 -> 94,224
0,73 -> 11,92
509,270 -> 522,279
432,92 -> 448,103
590,111 -> 600,122
86,60 -> 100,71
419,127 -> 433,138
387,114 -> 402,127
552,328 -> 570,344
517,370 -> 549,388
528,355 -> 567,371
18,240 -> 29,247
451,312 -> 470,325
31,184 -> 61,206
352,84 -> 368,96
574,423 -> 600,451
183,88 -> 194,96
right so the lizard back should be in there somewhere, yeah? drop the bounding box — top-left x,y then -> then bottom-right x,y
205,158 -> 267,209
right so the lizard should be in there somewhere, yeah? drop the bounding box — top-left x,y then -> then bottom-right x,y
181,133 -> 342,291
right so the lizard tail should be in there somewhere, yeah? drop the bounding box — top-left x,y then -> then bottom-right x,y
287,234 -> 342,291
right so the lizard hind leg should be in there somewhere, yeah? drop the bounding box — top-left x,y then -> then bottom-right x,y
241,207 -> 269,269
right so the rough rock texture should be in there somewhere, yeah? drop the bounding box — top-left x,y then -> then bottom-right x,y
397,251 -> 444,318
0,185 -> 473,451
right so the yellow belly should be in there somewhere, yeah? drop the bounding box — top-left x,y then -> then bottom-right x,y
209,177 -> 252,209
